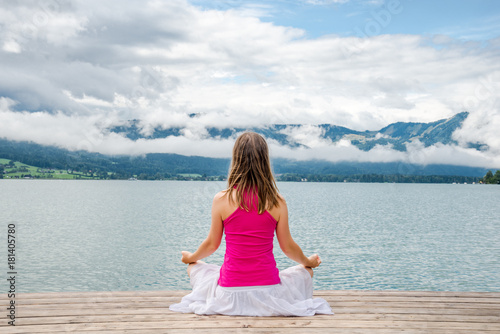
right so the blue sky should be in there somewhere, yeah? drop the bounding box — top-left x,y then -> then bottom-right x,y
0,0 -> 499,166
191,0 -> 500,40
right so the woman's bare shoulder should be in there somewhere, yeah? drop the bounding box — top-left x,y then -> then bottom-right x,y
213,190 -> 228,201
268,193 -> 287,221
213,189 -> 239,220
277,193 -> 287,206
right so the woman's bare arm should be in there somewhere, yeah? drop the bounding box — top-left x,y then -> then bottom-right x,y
181,192 -> 224,264
275,198 -> 321,268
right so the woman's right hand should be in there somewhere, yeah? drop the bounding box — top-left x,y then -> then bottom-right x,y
305,254 -> 322,268
181,251 -> 195,264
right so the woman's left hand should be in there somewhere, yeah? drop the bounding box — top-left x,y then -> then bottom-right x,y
305,254 -> 322,268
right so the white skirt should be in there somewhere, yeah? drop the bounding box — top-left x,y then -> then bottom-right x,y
169,263 -> 333,316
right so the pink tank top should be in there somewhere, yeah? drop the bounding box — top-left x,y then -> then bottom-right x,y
218,191 -> 280,287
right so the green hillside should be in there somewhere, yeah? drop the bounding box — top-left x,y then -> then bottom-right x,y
0,158 -> 99,179
0,138 -> 493,183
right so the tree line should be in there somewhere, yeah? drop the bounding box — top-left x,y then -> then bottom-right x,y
1,138 -> 497,183
277,173 -> 481,184
480,170 -> 500,184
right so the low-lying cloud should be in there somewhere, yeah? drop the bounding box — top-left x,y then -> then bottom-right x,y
1,97 -> 499,168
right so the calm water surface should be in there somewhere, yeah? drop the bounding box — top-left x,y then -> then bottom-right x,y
0,180 -> 498,292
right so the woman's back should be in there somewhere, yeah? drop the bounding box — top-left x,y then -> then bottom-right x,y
218,189 -> 280,287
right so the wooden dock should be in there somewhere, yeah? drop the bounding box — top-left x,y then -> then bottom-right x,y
2,290 -> 499,333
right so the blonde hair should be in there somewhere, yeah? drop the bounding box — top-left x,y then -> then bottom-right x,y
226,132 -> 280,214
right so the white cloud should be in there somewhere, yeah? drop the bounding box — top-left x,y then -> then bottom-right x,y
279,125 -> 329,148
2,40 -> 21,53
0,1 -> 88,50
0,0 -> 499,168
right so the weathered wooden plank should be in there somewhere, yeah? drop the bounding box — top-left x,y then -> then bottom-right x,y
11,290 -> 500,298
317,290 -> 500,298
9,304 -> 500,318
8,329 -> 499,334
325,301 -> 500,309
321,296 -> 500,303
9,292 -> 500,303
53,330 -> 500,334
28,330 -> 500,334
10,290 -> 500,300
10,312 -> 500,326
10,295 -> 500,305
12,290 -> 190,299
6,300 -> 497,311
4,319 -> 500,332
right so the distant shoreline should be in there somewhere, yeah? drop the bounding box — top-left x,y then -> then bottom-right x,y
0,175 -> 485,184
1,158 -> 497,184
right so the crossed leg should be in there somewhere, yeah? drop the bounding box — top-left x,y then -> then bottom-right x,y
302,265 -> 314,278
187,260 -> 205,277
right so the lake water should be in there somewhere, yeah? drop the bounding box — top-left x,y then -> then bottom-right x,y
0,180 -> 499,293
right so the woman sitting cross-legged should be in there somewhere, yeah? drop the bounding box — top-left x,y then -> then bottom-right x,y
169,132 -> 333,316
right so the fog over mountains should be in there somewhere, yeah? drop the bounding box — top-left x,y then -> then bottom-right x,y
0,112 -> 495,177
111,112 -> 474,153
100,111 -> 494,174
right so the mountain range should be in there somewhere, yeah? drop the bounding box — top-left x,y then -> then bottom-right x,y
110,111 -> 473,152
0,112 -> 493,178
